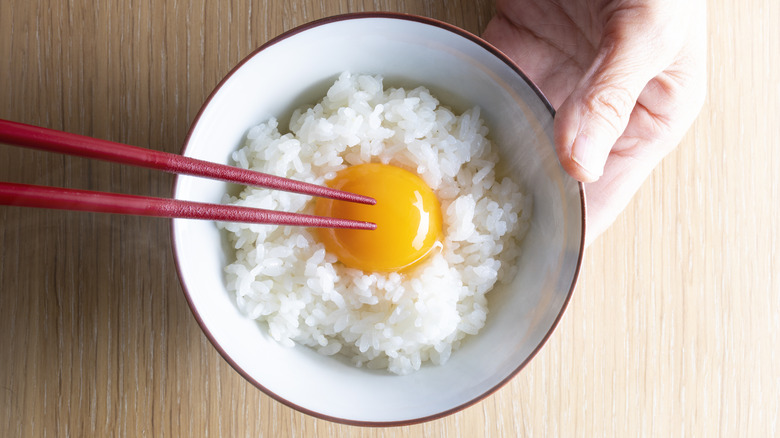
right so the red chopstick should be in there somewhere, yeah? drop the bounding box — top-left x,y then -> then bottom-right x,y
0,118 -> 375,205
0,182 -> 375,229
0,118 -> 377,229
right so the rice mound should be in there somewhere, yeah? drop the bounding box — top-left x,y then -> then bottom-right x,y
220,72 -> 531,375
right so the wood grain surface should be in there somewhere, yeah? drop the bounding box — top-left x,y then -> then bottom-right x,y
1,1 -> 778,436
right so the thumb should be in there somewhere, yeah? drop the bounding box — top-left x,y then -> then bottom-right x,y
554,29 -> 670,182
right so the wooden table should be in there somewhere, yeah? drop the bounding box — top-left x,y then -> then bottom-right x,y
1,1 -> 777,436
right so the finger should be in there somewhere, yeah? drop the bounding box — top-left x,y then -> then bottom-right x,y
580,143 -> 657,246
554,20 -> 677,182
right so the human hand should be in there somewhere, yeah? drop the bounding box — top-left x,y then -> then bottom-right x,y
484,0 -> 707,246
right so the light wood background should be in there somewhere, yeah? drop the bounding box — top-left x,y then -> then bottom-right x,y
1,1 -> 778,436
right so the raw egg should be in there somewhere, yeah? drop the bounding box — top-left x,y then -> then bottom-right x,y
314,163 -> 442,272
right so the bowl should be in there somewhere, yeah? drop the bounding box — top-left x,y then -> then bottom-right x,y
171,12 -> 585,426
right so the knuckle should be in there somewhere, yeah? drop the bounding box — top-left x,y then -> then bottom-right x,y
585,86 -> 636,134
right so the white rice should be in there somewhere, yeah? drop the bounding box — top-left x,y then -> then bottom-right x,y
219,72 -> 531,375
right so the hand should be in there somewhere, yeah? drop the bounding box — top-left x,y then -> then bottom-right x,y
484,0 -> 707,246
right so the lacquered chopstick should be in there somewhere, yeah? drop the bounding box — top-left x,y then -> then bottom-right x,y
0,182 -> 376,229
0,118 -> 376,205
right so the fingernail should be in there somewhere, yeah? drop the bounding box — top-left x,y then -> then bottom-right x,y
570,134 -> 603,178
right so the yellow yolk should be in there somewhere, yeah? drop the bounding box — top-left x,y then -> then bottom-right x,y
314,163 -> 442,273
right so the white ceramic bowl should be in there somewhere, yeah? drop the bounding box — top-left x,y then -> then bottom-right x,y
172,13 -> 584,426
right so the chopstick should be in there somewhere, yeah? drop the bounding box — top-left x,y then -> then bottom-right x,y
0,119 -> 375,205
0,182 -> 376,229
0,119 -> 377,229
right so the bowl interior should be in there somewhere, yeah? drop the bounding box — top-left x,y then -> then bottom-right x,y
172,15 -> 584,425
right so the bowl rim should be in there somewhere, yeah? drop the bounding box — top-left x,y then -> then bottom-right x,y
171,11 -> 586,427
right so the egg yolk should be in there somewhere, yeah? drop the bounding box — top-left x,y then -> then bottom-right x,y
314,163 -> 442,273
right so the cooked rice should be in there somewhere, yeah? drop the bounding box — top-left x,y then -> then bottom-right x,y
219,72 -> 531,375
